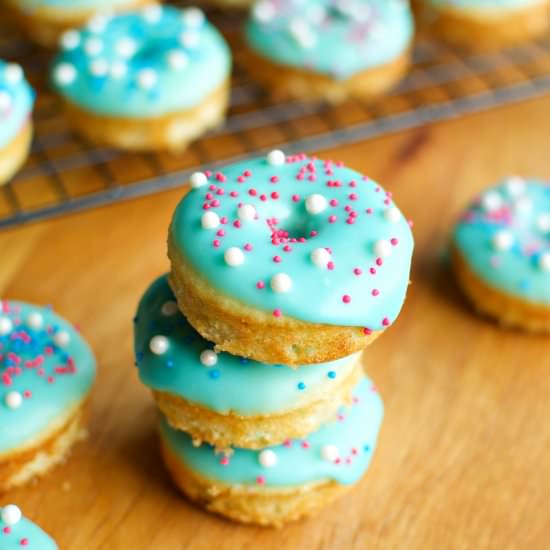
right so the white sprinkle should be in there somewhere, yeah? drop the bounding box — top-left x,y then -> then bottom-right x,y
137,68 -> 157,90
180,31 -> 199,49
88,14 -> 110,33
116,37 -> 138,59
1,505 -> 21,527
480,191 -> 503,212
143,4 -> 163,23
267,149 -> 286,166
258,449 -> 278,468
60,29 -> 80,50
54,63 -> 77,86
166,49 -> 188,70
237,204 -> 256,222
384,206 -> 401,224
182,7 -> 205,28
199,349 -> 218,367
190,172 -> 207,188
253,1 -> 276,23
224,247 -> 245,267
505,176 -> 526,198
53,331 -> 71,347
288,19 -> 317,49
201,211 -> 220,229
90,59 -> 109,77
537,213 -> 550,233
540,252 -> 550,272
5,391 -> 22,410
161,301 -> 179,316
514,196 -> 533,214
84,37 -> 103,56
110,61 -> 127,79
374,239 -> 392,258
26,312 -> 43,329
305,193 -> 327,215
492,230 -> 514,251
310,247 -> 331,268
0,316 -> 13,335
0,91 -> 12,113
270,273 -> 292,293
321,444 -> 339,463
149,335 -> 169,355
4,64 -> 23,84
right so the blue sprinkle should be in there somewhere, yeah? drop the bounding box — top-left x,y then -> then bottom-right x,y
363,444 -> 370,453
166,360 -> 174,369
297,382 -> 306,391
209,369 -> 221,380
136,351 -> 144,361
239,357 -> 249,365
327,371 -> 336,379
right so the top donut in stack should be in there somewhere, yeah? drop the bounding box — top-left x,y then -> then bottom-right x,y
168,150 -> 414,366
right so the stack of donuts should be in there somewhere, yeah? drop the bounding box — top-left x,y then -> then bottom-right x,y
134,149 -> 414,526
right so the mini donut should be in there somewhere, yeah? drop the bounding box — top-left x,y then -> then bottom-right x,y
159,376 -> 383,527
418,0 -> 550,51
243,0 -> 414,104
0,300 -> 95,491
2,0 -> 156,48
0,61 -> 34,186
452,177 -> 550,332
0,505 -> 58,549
50,6 -> 231,152
168,150 -> 414,366
134,274 -> 364,449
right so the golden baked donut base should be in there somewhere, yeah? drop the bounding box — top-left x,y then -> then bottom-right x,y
0,122 -> 32,186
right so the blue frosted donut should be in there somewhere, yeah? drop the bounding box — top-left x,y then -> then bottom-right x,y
0,300 -> 96,490
0,60 -> 34,149
51,6 -> 231,118
0,505 -> 57,550
453,177 -> 550,330
246,0 -> 414,79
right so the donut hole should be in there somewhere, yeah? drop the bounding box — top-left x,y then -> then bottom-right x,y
266,207 -> 318,241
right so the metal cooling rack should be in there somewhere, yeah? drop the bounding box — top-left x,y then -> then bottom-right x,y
3,7 -> 550,229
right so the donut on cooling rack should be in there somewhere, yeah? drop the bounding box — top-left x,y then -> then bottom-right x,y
2,0 -> 158,48
50,6 -> 231,152
0,505 -> 58,549
134,274 -> 364,449
167,150 -> 414,366
0,300 -> 95,491
418,0 -> 550,50
159,376 -> 383,527
242,0 -> 414,104
452,177 -> 550,332
0,61 -> 34,186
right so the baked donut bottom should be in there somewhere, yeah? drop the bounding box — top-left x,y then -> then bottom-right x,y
0,122 -> 32,186
2,0 -> 155,48
159,436 -> 351,527
240,47 -> 411,105
167,236 -> 382,366
452,246 -> 550,333
0,400 -> 88,492
425,1 -> 550,51
61,80 -> 229,153
152,354 -> 364,450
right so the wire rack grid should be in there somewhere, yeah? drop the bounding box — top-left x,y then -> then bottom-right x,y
2,6 -> 550,229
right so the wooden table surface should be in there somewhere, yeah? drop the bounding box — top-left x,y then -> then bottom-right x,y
1,96 -> 550,550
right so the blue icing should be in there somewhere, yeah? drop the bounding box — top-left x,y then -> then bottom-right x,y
246,0 -> 414,79
428,0 -> 544,10
51,6 -> 231,117
0,511 -> 57,550
0,301 -> 96,454
170,153 -> 414,330
135,275 -> 361,415
453,178 -> 550,304
0,61 -> 34,149
160,377 -> 383,487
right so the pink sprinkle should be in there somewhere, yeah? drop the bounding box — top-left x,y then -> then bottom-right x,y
363,327 -> 372,335
372,289 -> 380,297
330,199 -> 338,207
211,200 -> 220,207
345,205 -> 352,213
23,390 -> 31,398
328,215 -> 337,223
366,208 -> 373,214
301,441 -> 310,449
270,176 -> 279,183
283,245 -> 292,252
237,176 -> 245,183
215,172 -> 226,182
260,194 -> 267,202
216,229 -> 225,237
256,281 -> 265,289
220,216 -> 228,224
310,230 -> 318,237
283,439 -> 292,447
408,219 -> 414,228
205,192 -> 213,200
273,309 -> 282,318
244,243 -> 253,251
216,189 -> 225,196
353,268 -> 362,276
308,174 -> 316,181
213,240 -> 220,248
21,539 -> 29,546
47,376 -> 55,384
349,180 -> 357,187
233,220 -> 242,228
369,267 -> 376,274
230,191 -> 239,197
248,188 -> 257,196
202,204 -> 210,210
349,193 -> 358,200
382,317 -> 390,327
244,170 -> 252,177
342,295 -> 351,304
346,218 -> 355,225
220,456 -> 229,466
273,256 -> 282,263
3,527 -> 11,534
271,192 -> 279,200
292,194 -> 300,202
391,238 -> 399,246
296,173 -> 305,181
327,261 -> 335,270
376,258 -> 383,266
256,476 -> 266,485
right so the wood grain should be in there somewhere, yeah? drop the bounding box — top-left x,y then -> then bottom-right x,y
1,96 -> 550,550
